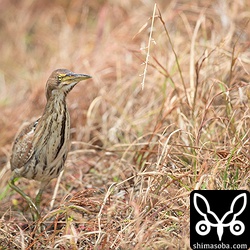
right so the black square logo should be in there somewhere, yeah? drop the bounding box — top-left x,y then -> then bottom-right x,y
190,190 -> 250,250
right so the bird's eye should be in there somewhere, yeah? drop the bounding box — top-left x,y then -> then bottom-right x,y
57,75 -> 63,82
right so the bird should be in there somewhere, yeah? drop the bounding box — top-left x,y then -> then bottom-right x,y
9,69 -> 92,220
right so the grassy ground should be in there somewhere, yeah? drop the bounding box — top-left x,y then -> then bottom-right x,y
0,0 -> 249,249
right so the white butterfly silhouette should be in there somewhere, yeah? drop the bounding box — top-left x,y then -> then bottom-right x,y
193,193 -> 247,241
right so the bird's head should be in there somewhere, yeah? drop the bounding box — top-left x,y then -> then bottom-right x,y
46,69 -> 92,100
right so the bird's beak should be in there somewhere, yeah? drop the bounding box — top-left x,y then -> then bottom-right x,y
64,72 -> 92,82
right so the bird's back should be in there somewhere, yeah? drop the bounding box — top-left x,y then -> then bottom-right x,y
10,119 -> 39,172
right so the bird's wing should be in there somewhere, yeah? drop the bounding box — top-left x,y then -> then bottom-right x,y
10,118 -> 40,170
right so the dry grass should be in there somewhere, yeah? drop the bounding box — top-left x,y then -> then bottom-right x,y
0,0 -> 250,249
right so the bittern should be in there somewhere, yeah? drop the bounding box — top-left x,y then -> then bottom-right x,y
9,69 -> 91,220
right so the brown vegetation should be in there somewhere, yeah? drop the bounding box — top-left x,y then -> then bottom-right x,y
0,0 -> 249,249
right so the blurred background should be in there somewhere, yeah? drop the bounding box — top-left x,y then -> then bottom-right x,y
0,0 -> 249,248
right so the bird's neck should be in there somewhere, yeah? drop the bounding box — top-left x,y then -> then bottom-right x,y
44,92 -> 68,115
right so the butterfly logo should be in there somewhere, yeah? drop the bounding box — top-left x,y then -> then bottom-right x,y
193,193 -> 247,241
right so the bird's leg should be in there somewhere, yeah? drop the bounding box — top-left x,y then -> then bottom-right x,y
35,189 -> 43,209
35,181 -> 48,211
34,189 -> 43,223
8,177 -> 40,220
